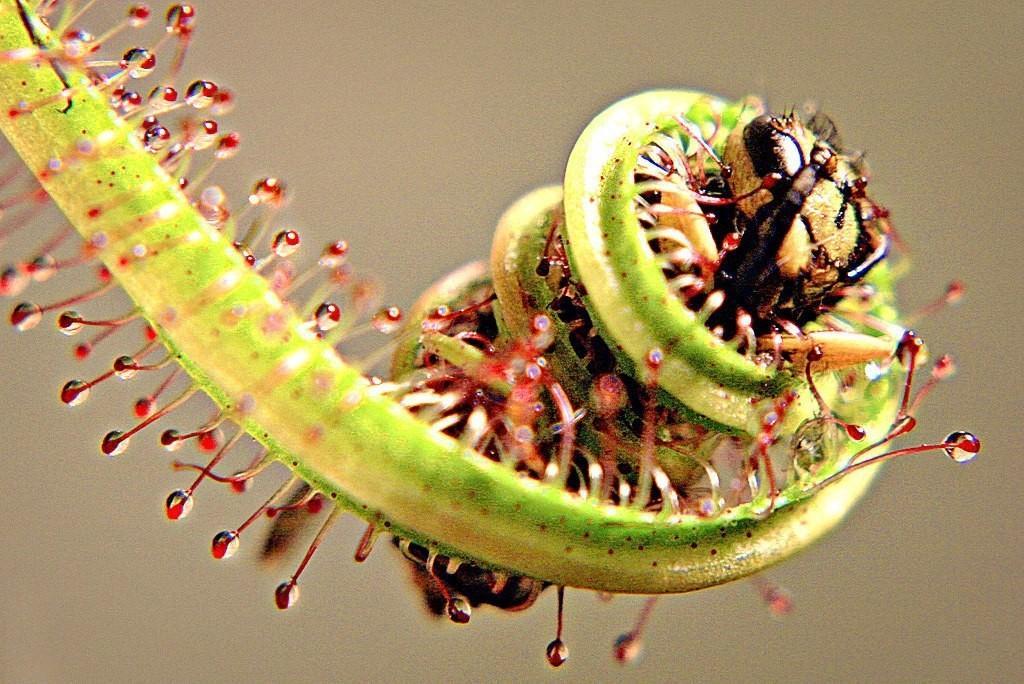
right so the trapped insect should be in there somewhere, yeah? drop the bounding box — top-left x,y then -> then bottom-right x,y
0,0 -> 980,670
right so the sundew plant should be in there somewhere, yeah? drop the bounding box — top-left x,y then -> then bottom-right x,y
0,0 -> 987,676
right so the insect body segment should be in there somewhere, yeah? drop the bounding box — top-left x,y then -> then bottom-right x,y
717,113 -> 889,328
562,93 -> 900,438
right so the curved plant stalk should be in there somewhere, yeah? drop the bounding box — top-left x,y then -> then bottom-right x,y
563,91 -> 784,429
0,1 -> 911,595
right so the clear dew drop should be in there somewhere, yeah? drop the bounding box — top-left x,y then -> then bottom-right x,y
73,342 -> 93,360
274,581 -> 300,610
845,423 -> 866,440
214,132 -> 240,160
271,230 -> 300,258
513,424 -> 534,444
166,141 -> 188,167
197,185 -> 229,226
1,265 -> 29,296
319,240 -> 349,267
27,254 -> 56,281
593,373 -> 627,416
446,596 -> 471,624
160,429 -> 184,452
147,85 -> 178,112
197,428 -> 223,453
211,89 -> 235,116
314,302 -> 341,332
101,430 -> 129,456
613,633 -> 642,665
133,397 -> 153,418
127,4 -> 151,28
57,311 -> 84,336
211,530 -> 239,559
248,177 -> 285,206
525,362 -> 542,381
143,125 -> 171,152
944,431 -> 980,463
697,496 -> 721,517
932,353 -> 956,380
185,80 -> 218,109
165,4 -> 197,34
118,90 -> 142,114
371,306 -> 403,334
60,379 -> 90,406
60,29 -> 96,59
531,313 -> 554,348
113,356 -> 138,380
766,589 -> 793,617
192,120 -> 219,150
233,241 -> 255,267
165,489 -> 193,520
10,302 -> 42,330
545,639 -> 568,667
121,47 -> 156,79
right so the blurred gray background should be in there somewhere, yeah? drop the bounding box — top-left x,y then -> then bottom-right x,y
1,1 -> 1021,682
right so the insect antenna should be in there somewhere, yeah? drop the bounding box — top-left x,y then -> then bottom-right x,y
808,333 -> 979,494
